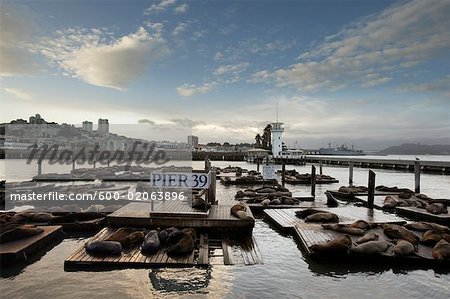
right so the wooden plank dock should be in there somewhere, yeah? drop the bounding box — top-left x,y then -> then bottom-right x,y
246,202 -> 327,213
263,206 -> 406,232
0,226 -> 62,265
107,202 -> 254,232
64,228 -> 263,270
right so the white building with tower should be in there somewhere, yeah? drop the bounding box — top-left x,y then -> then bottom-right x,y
98,118 -> 109,134
271,122 -> 284,158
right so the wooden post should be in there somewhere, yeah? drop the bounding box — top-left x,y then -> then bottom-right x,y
205,157 -> 211,171
368,170 -> 375,210
72,160 -> 75,171
349,160 -> 354,186
107,160 -> 110,167
311,165 -> 316,197
209,171 -> 216,204
256,157 -> 260,172
319,161 -> 323,175
281,162 -> 286,187
37,160 -> 42,175
414,160 -> 420,193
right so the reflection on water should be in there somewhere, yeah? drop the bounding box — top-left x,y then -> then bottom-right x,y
1,160 -> 450,298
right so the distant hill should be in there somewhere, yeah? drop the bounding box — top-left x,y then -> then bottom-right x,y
378,143 -> 450,155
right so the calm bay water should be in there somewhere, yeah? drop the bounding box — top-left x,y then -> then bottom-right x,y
1,157 -> 449,298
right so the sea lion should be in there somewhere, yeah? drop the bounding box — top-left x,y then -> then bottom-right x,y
85,240 -> 122,255
281,197 -> 297,205
192,196 -> 210,210
382,224 -> 419,246
426,203 -> 448,215
106,228 -> 135,243
405,222 -> 436,232
295,208 -> 328,219
269,198 -> 281,205
322,223 -> 365,235
230,204 -> 246,216
28,212 -> 54,223
432,239 -> 450,260
141,230 -> 161,254
356,232 -> 379,244
393,240 -> 415,256
0,223 -> 44,244
420,230 -> 450,246
349,240 -> 390,255
165,231 -> 195,255
235,191 -> 245,199
122,231 -> 145,249
351,220 -> 372,230
305,212 -> 339,223
309,235 -> 352,255
398,192 -> 412,199
49,212 -> 105,224
235,210 -> 254,220
159,227 -> 180,244
181,228 -> 197,243
261,199 -> 270,206
383,196 -> 398,209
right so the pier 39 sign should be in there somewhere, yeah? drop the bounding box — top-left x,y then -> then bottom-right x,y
149,171 -> 211,189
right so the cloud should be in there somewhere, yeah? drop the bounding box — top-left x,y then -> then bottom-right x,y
220,24 -> 238,35
144,0 -> 177,15
275,0 -> 450,92
38,27 -> 168,90
398,75 -> 450,95
172,22 -> 188,37
213,63 -> 249,76
0,4 -> 39,76
170,118 -> 205,127
174,4 -> 188,14
248,70 -> 273,83
176,82 -> 216,97
138,119 -> 156,125
3,88 -> 33,101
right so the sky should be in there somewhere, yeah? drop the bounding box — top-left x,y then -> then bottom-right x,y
1,0 -> 449,150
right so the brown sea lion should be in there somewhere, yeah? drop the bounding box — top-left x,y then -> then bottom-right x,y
106,228 -> 135,243
349,240 -> 390,255
261,199 -> 271,206
165,231 -> 195,255
122,231 -> 145,249
356,232 -> 379,244
29,212 -> 54,223
322,224 -> 365,235
383,196 -> 398,209
159,227 -> 180,244
235,210 -> 254,220
0,223 -> 44,244
305,212 -> 339,223
85,240 -> 122,255
309,235 -> 352,255
141,230 -> 161,254
181,228 -> 197,243
382,224 -> 419,246
422,222 -> 450,234
426,203 -> 448,215
432,239 -> 450,260
295,208 -> 328,219
393,240 -> 415,256
420,230 -> 450,246
405,222 -> 436,232
192,196 -> 210,210
351,220 -> 372,230
230,204 -> 246,216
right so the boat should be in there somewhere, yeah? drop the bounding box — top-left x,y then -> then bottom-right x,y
319,144 -> 365,156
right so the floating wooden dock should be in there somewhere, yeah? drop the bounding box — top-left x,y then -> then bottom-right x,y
107,202 -> 254,232
64,227 -> 263,270
246,202 -> 327,213
0,226 -> 62,265
263,206 -> 406,232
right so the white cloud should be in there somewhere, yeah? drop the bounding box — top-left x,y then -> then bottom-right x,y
176,82 -> 216,97
398,76 -> 450,95
213,63 -> 249,76
174,4 -> 189,14
248,70 -> 273,83
275,0 -> 450,92
38,27 -> 168,90
361,76 -> 392,88
3,88 -> 33,101
144,0 -> 177,15
172,22 -> 188,37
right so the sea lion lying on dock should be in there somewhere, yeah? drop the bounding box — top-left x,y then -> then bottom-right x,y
10,211 -> 54,223
159,227 -> 180,244
165,229 -> 196,255
322,224 -> 365,235
122,231 -> 145,249
106,228 -> 136,243
426,203 -> 448,215
309,235 -> 352,255
382,224 -> 419,246
49,212 -> 105,224
338,186 -> 368,194
192,195 -> 210,210
85,240 -> 122,255
0,223 -> 44,244
305,212 -> 339,223
420,230 -> 450,246
351,220 -> 373,230
393,240 -> 415,256
295,208 -> 328,219
382,196 -> 398,209
432,239 -> 450,260
349,240 -> 390,255
356,232 -> 379,244
405,222 -> 450,233
230,204 -> 253,220
141,230 -> 161,254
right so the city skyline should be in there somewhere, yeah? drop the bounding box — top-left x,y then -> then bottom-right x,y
1,0 -> 449,149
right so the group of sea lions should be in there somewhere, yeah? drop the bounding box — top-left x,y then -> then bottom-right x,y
85,227 -> 197,257
0,222 -> 44,244
295,208 -> 339,223
230,204 -> 254,220
382,193 -> 448,215
235,185 -> 299,206
309,220 -> 450,260
1,210 -> 106,225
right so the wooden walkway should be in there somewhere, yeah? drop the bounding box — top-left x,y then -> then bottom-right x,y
64,228 -> 263,270
107,202 -> 254,232
293,222 -> 448,265
263,206 -> 406,231
1,226 -> 62,265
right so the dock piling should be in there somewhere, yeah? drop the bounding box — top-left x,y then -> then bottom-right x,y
414,159 -> 421,193
368,170 -> 376,210
319,161 -> 323,175
37,160 -> 42,175
281,162 -> 286,187
349,160 -> 354,186
311,165 -> 316,197
257,157 -> 260,172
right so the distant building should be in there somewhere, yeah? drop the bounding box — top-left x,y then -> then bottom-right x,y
271,122 -> 284,158
29,114 -> 47,124
188,135 -> 199,147
82,121 -> 93,132
98,118 -> 109,133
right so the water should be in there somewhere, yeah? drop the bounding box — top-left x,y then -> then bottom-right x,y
1,159 -> 450,298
